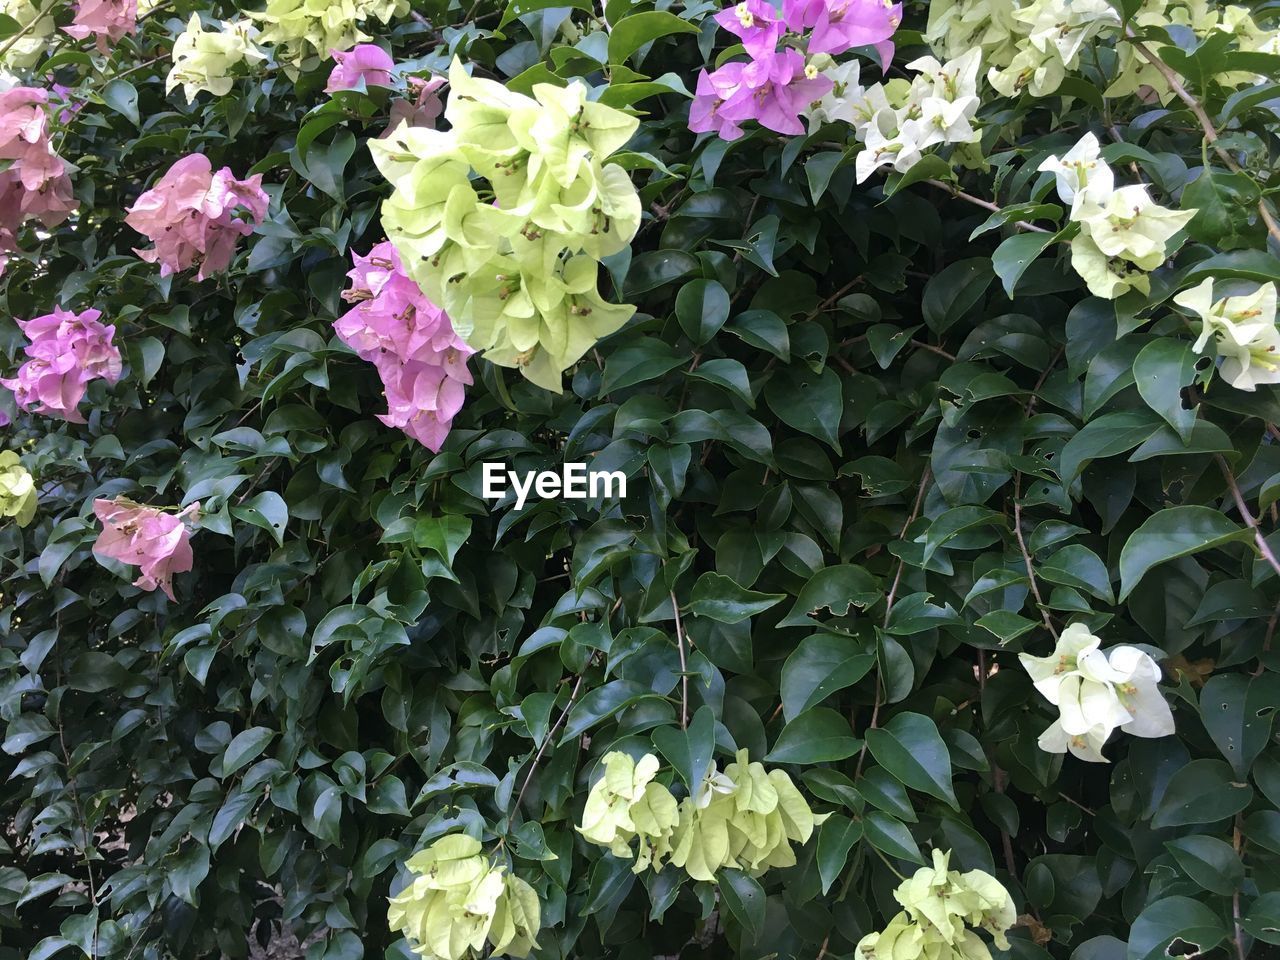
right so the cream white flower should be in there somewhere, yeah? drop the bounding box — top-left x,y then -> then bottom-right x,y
802,59 -> 865,131
1038,132 -> 1114,210
1068,232 -> 1150,299
1019,623 -> 1175,763
167,15 -> 268,102
1173,279 -> 1280,391
1074,184 -> 1194,270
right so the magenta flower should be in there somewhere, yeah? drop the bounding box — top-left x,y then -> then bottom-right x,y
783,0 -> 900,59
0,306 -> 122,423
689,64 -> 748,141
334,241 -> 474,451
93,499 -> 200,601
325,44 -> 396,93
125,154 -> 269,280
713,0 -> 784,57
63,0 -> 138,52
717,49 -> 832,137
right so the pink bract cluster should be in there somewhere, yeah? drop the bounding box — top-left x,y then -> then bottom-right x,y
64,0 -> 138,51
0,306 -> 122,423
691,0 -> 900,140
0,88 -> 78,275
334,241 -> 474,451
383,75 -> 446,135
124,153 -> 269,280
326,44 -> 396,93
93,499 -> 200,601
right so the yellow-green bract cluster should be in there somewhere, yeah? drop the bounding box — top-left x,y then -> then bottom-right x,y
0,452 -> 36,527
856,850 -> 1016,960
388,834 -> 541,960
250,0 -> 409,67
369,59 -> 642,392
577,750 -> 827,882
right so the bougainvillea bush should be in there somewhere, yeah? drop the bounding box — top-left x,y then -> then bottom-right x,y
4,0 -> 1280,957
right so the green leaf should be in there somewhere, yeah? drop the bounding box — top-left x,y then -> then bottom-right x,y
687,572 -> 783,624
1038,545 -> 1114,603
1181,167 -> 1261,246
863,811 -> 925,865
652,706 -> 715,791
1199,673 -> 1278,777
675,280 -> 731,345
1127,896 -> 1226,960
1151,759 -> 1253,828
763,365 -> 843,452
779,633 -> 875,722
561,680 -> 661,741
766,707 -> 861,764
728,309 -> 790,361
232,492 -> 289,547
992,231 -> 1059,297
689,358 -> 754,408
816,814 -> 862,894
719,869 -> 765,943
1118,506 -> 1250,600
607,11 -> 699,64
778,565 -> 880,628
920,506 -> 1004,567
499,0 -> 592,27
865,712 -> 959,810
1058,410 -> 1163,485
1165,836 -> 1244,895
219,726 -> 275,777
1133,338 -> 1198,441
922,258 -> 992,334
102,79 -> 139,126
600,341 -> 687,392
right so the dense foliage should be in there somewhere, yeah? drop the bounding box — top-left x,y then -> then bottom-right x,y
3,0 -> 1280,959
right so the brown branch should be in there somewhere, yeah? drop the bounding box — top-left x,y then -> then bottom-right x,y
911,339 -> 957,361
670,592 -> 690,729
1127,34 -> 1280,244
1233,814 -> 1247,960
1216,454 -> 1280,580
1013,473 -> 1059,640
924,180 -> 1052,233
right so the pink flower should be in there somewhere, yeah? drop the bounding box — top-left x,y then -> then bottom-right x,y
0,306 -> 122,423
326,44 -> 395,93
93,499 -> 199,601
783,0 -> 900,59
63,0 -> 138,51
717,49 -> 833,136
0,87 -> 77,243
689,65 -> 748,141
125,154 -> 269,280
382,75 -> 446,136
334,241 -> 474,450
714,0 -> 784,57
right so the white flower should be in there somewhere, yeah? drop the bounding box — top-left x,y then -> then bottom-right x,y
1074,184 -> 1194,269
1019,623 -> 1175,762
1068,231 -> 1150,299
1173,279 -> 1280,391
802,59 -> 865,131
1038,132 -> 1114,210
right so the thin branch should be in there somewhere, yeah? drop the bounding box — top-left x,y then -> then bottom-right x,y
924,180 -> 1052,233
911,339 -> 956,361
671,592 -> 690,730
1233,815 -> 1248,960
1014,473 -> 1059,640
511,672 -> 586,816
1127,33 -> 1280,245
1216,454 -> 1280,580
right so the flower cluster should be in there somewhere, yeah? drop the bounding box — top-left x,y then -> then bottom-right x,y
250,0 -> 409,68
855,849 -> 1015,960
0,86 -> 77,275
578,750 -> 826,882
0,452 -> 36,528
690,0 -> 900,140
92,499 -> 200,601
384,75 -> 446,135
1019,623 -> 1175,763
0,306 -> 121,423
369,59 -> 641,391
1175,279 -> 1280,392
335,241 -> 474,450
166,15 -> 268,103
388,834 -> 540,960
125,153 -> 269,280
843,49 -> 983,183
1040,134 -> 1194,299
63,0 -> 137,52
326,43 -> 395,93
0,0 -> 56,68
577,752 -> 680,873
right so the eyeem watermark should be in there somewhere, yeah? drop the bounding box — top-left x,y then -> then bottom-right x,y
482,463 -> 627,510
